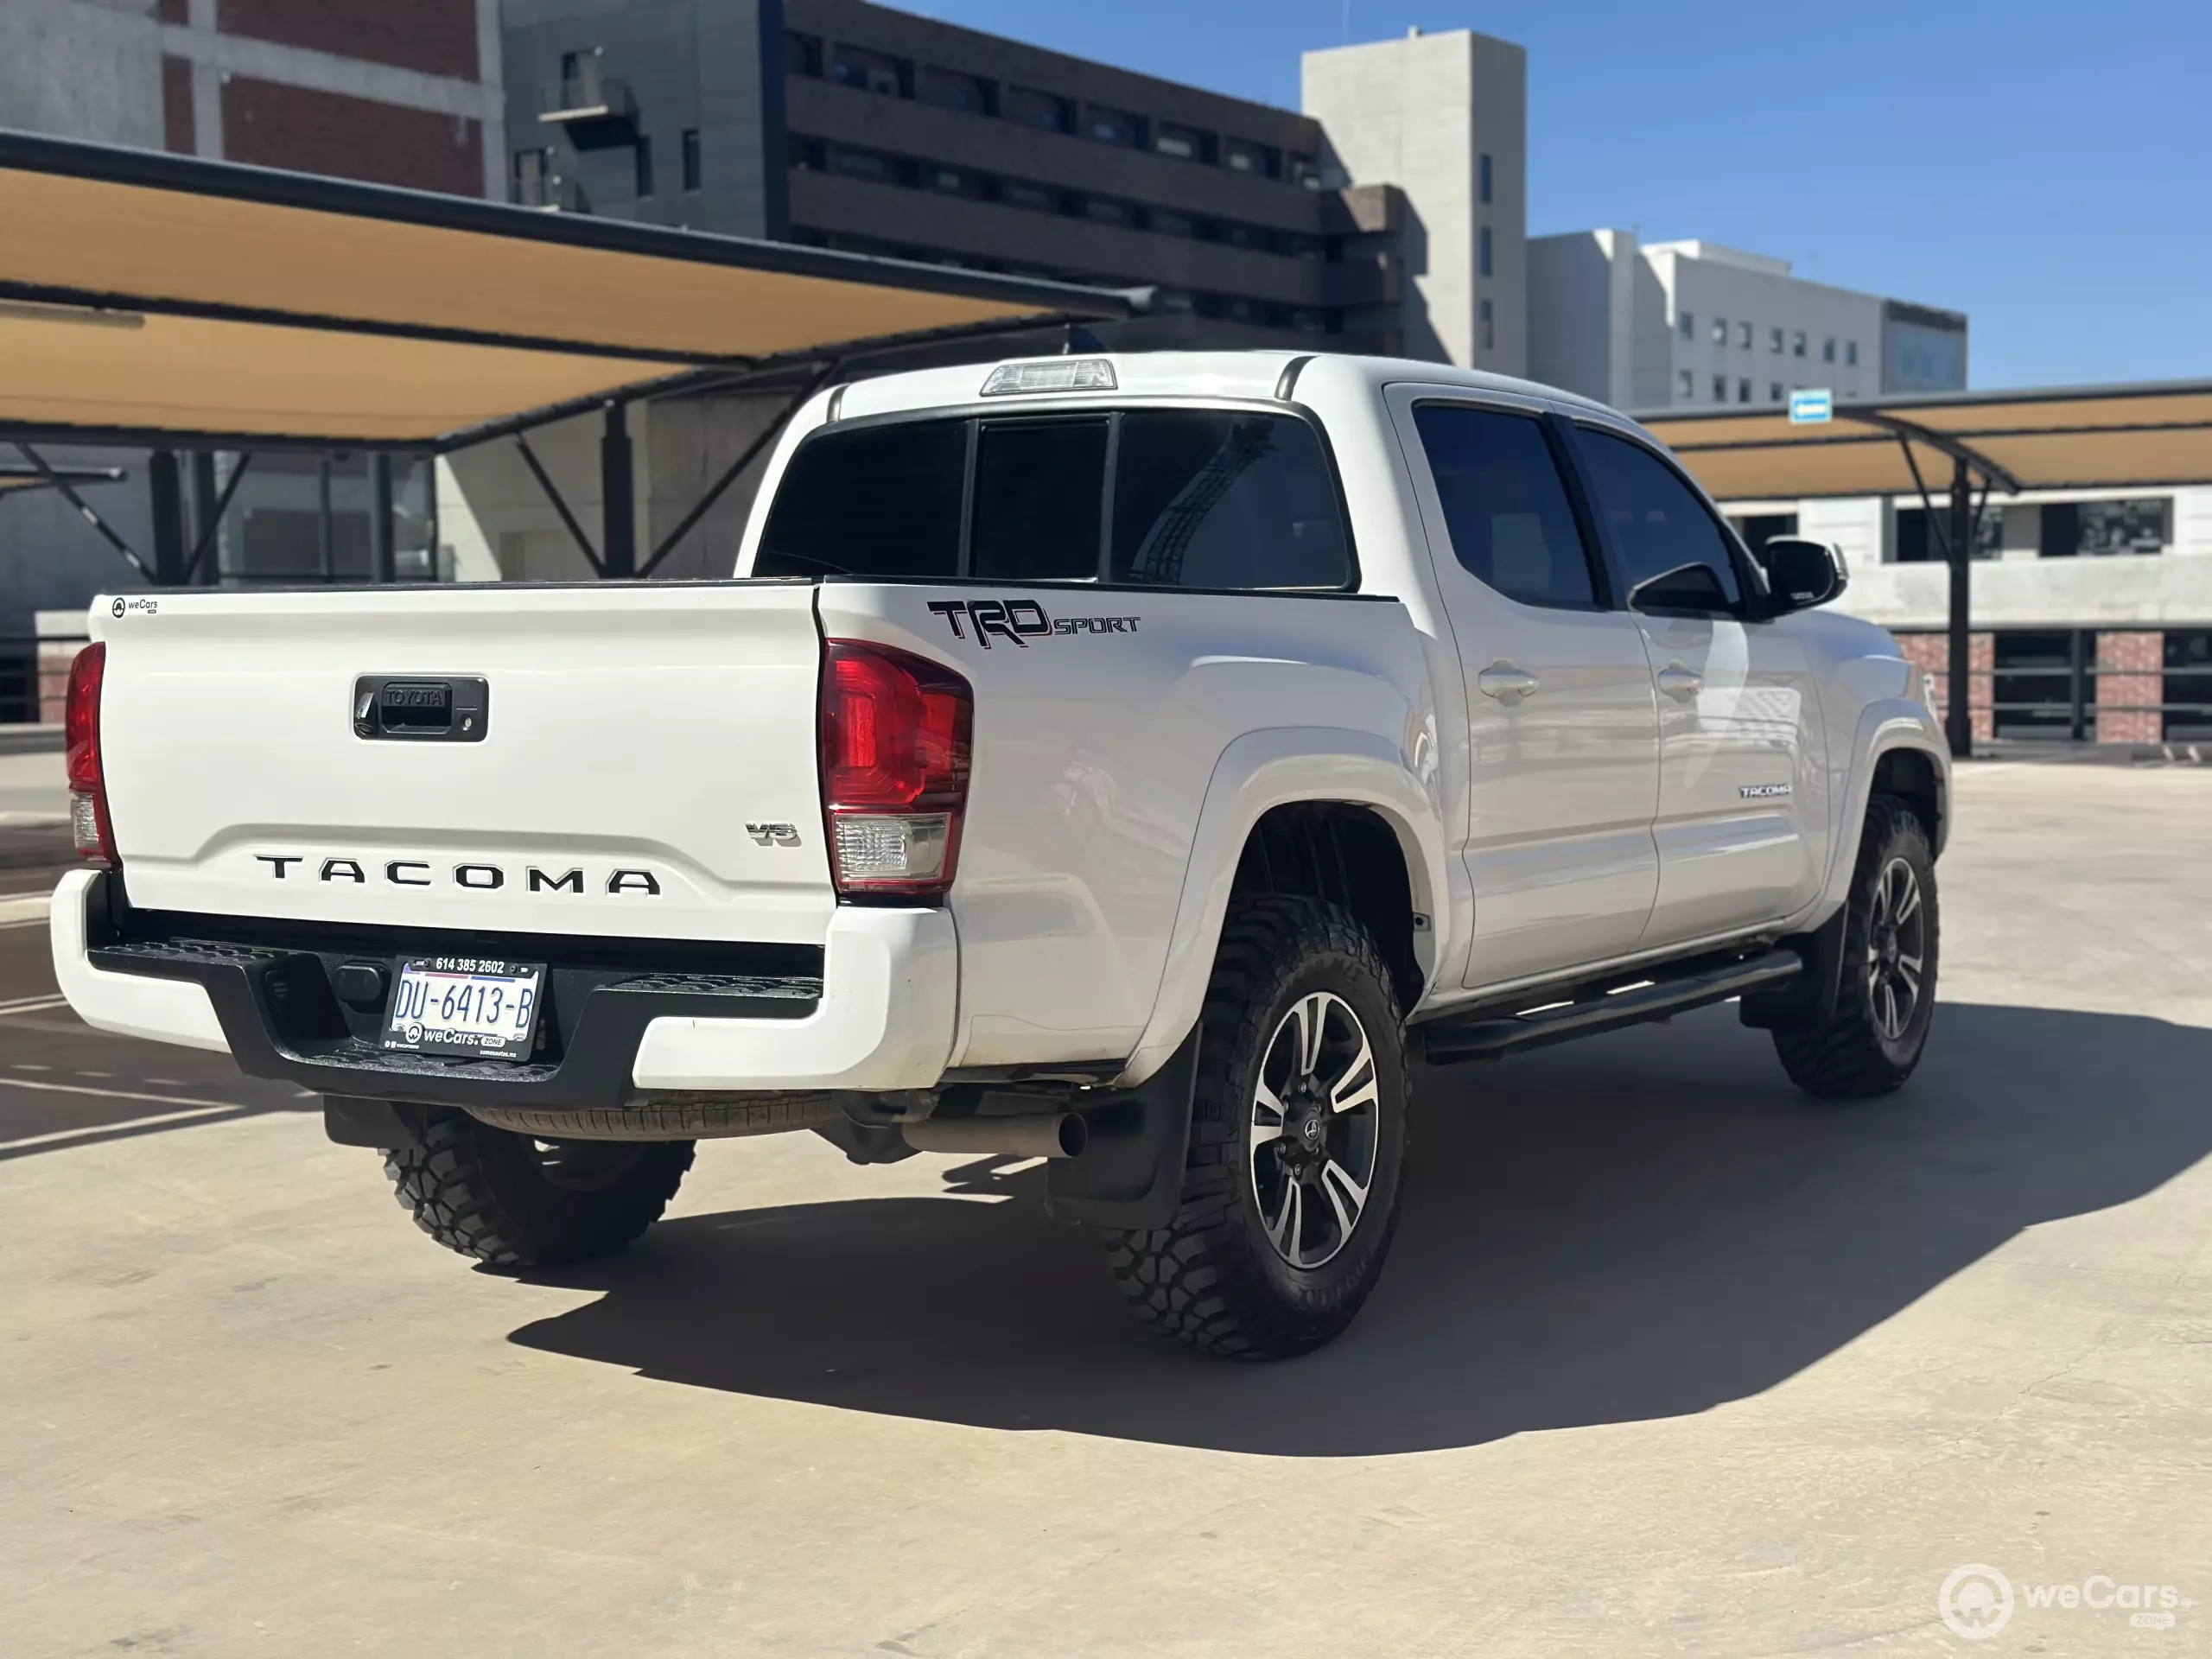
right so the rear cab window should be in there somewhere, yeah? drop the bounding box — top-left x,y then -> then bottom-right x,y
755,406 -> 1353,590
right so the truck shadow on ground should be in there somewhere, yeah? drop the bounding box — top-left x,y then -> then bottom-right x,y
510,1001 -> 2212,1456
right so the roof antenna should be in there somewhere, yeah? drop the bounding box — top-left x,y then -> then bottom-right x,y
1062,322 -> 1105,355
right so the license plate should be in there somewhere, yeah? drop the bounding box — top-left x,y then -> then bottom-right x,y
382,957 -> 544,1060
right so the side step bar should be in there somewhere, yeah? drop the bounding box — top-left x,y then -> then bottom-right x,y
1419,947 -> 1803,1065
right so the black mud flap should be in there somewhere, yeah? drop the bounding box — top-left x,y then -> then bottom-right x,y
1044,1027 -> 1201,1230
1738,905 -> 1848,1031
323,1095 -> 432,1150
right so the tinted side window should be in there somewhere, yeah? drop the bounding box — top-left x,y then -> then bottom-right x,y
971,419 -> 1108,581
1111,411 -> 1350,589
754,419 -> 964,579
1412,404 -> 1598,608
1575,428 -> 1743,610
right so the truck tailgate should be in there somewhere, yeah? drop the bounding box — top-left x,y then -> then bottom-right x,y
92,583 -> 834,944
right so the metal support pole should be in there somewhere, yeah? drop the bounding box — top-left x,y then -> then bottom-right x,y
189,452 -> 219,584
369,453 -> 397,584
2069,629 -> 2089,743
148,448 -> 186,585
601,402 -> 635,578
1946,455 -> 1974,759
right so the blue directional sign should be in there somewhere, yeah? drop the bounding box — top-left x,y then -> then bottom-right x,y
1789,388 -> 1834,424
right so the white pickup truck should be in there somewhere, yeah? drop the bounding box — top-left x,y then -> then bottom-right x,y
54,351 -> 1948,1358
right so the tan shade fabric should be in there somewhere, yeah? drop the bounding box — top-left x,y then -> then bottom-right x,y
0,135 -> 1130,446
0,307 -> 677,443
1640,380 -> 2212,501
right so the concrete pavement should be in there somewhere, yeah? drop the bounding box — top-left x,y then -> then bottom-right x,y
2,765 -> 2208,1656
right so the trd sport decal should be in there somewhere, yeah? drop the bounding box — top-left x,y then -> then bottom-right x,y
927,598 -> 1141,649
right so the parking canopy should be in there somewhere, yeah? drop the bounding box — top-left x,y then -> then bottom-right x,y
0,131 -> 1135,449
1639,379 -> 2212,502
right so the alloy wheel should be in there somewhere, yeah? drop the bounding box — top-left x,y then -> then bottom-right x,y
1249,990 -> 1382,1269
1866,855 -> 1927,1040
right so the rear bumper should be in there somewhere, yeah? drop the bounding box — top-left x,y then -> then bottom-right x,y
50,869 -> 957,1106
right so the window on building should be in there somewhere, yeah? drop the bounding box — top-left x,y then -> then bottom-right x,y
926,165 -> 980,197
633,134 -> 654,198
1479,152 -> 1493,205
1289,152 -> 1320,188
830,146 -> 896,183
915,64 -> 991,114
830,44 -> 906,97
783,31 -> 823,78
1285,233 -> 1325,261
1085,105 -> 1141,146
679,128 -> 701,191
1713,374 -> 1727,402
1150,207 -> 1198,238
998,178 -> 1058,213
1896,507 -> 2001,563
1005,85 -> 1071,133
1081,196 -> 1134,226
1479,226 -> 1493,279
1575,428 -> 1743,611
1732,512 -> 1800,554
1822,336 -> 1836,363
1738,321 -> 1751,348
1768,326 -> 1783,353
2041,499 -> 2171,557
1845,340 -> 1859,366
1738,378 -> 1751,404
1154,120 -> 1207,160
1792,330 -> 1807,358
1678,369 -> 1695,399
1712,316 -> 1727,345
1224,137 -> 1277,176
1114,411 -> 1351,589
1680,311 -> 1694,340
1414,404 -> 1599,608
1479,296 -> 1495,352
789,138 -> 825,173
1769,382 -> 1783,402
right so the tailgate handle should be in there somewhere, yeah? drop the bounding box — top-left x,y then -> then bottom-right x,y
353,676 -> 489,742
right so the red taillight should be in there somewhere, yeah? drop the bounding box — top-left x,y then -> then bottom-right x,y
819,639 -> 972,898
65,641 -> 118,867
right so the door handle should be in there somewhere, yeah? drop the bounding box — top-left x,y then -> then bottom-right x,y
1477,663 -> 1541,704
1656,664 -> 1705,700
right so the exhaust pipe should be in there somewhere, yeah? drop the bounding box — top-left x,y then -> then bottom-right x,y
901,1112 -> 1088,1160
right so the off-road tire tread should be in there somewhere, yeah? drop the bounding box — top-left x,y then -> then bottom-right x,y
1105,896 -> 1408,1358
1773,793 -> 1936,1100
381,1110 -> 694,1268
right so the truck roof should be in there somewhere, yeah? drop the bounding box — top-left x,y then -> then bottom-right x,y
833,349 -> 1627,426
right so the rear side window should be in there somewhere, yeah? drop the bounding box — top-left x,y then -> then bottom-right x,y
1112,411 -> 1351,589
1573,427 -> 1744,611
972,419 -> 1107,581
1412,404 -> 1599,608
754,419 -> 965,579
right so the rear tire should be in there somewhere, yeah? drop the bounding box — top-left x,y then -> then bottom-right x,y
1772,794 -> 1938,1099
1106,898 -> 1409,1359
381,1109 -> 694,1269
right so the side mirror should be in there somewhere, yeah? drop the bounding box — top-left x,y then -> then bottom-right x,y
1758,537 -> 1848,613
1630,561 -> 1735,615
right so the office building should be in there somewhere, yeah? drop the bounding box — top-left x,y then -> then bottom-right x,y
1529,229 -> 1965,412
503,3 -> 1527,365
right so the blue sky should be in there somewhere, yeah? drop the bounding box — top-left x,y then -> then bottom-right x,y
894,1 -> 2212,390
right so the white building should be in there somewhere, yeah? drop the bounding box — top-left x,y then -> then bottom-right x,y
1528,229 -> 1963,413
1302,27 -> 1528,376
